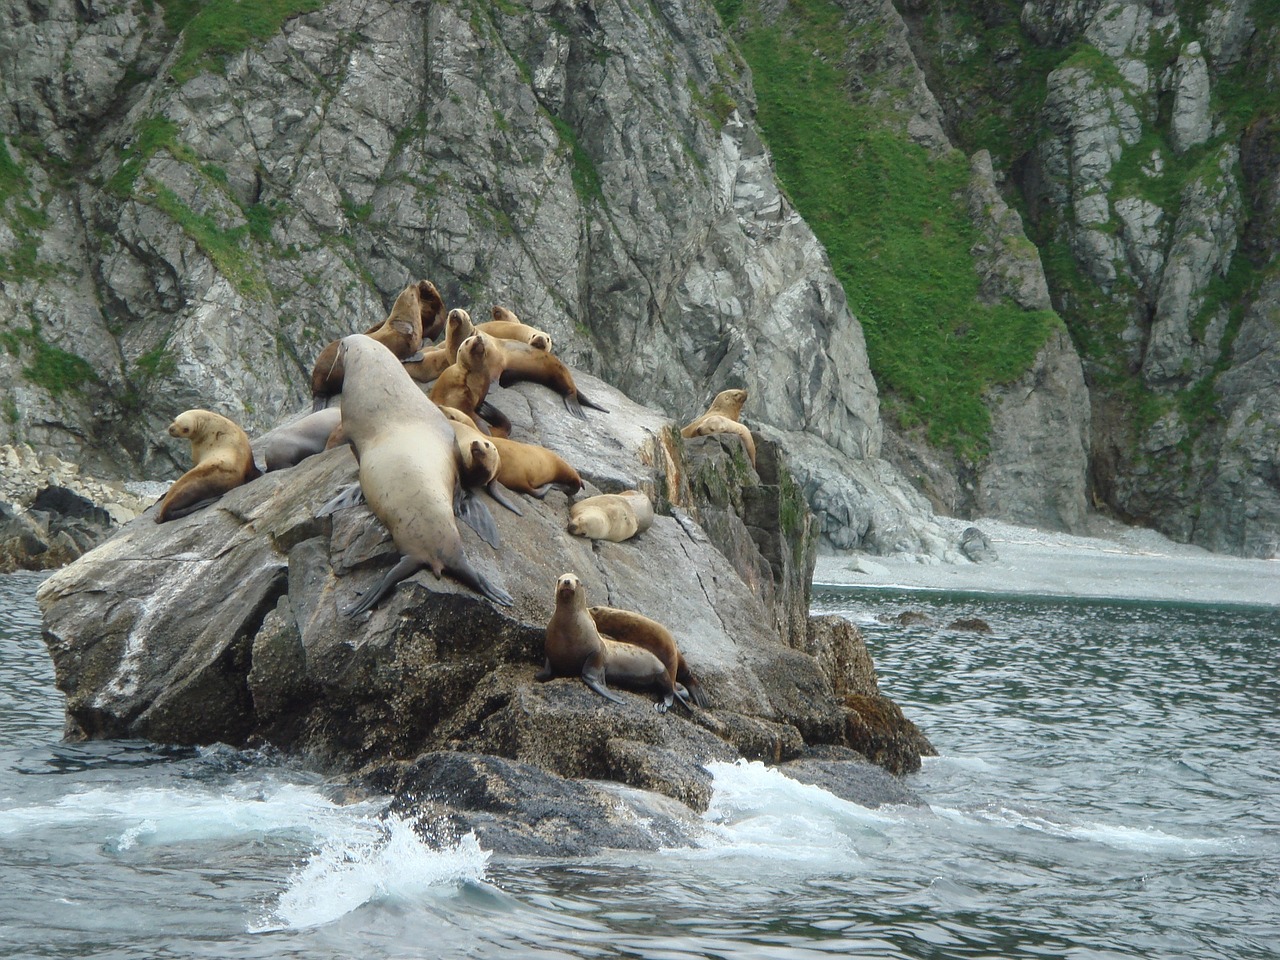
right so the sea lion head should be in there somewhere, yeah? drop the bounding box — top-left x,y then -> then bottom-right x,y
529,332 -> 552,352
458,334 -> 488,370
555,572 -> 583,606
709,388 -> 748,418
446,308 -> 473,336
469,438 -> 500,483
168,410 -> 212,440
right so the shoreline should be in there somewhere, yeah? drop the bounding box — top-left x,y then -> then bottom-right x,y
813,517 -> 1280,609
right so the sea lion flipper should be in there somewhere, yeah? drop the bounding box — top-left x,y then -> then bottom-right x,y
157,493 -> 224,522
317,482 -> 366,517
486,480 -> 525,516
454,485 -> 500,549
535,658 -> 554,682
402,349 -> 427,364
582,654 -> 625,704
342,555 -> 421,617
447,554 -> 514,607
575,388 -> 608,414
562,394 -> 586,420
476,400 -> 511,437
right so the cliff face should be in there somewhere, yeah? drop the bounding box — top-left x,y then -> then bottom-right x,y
1,0 -> 1276,557
894,0 -> 1280,557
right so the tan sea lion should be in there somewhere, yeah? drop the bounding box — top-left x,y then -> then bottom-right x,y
688,414 -> 756,467
402,344 -> 451,384
443,308 -> 477,363
681,388 -> 747,434
587,605 -> 708,709
493,341 -> 607,419
439,406 -> 581,500
156,409 -> 261,523
430,334 -> 511,437
478,307 -> 553,352
310,282 -> 427,411
324,334 -> 512,615
538,573 -> 680,710
613,489 -> 654,532
254,407 -> 343,472
566,493 -> 640,542
438,407 -> 525,516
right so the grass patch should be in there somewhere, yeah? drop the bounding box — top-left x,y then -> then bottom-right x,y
548,114 -> 602,206
1,324 -> 99,397
0,138 -> 29,206
159,0 -> 326,84
106,117 -> 181,198
146,180 -> 270,299
718,0 -> 1059,458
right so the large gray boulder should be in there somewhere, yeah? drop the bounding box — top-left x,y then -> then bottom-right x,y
38,373 -> 933,848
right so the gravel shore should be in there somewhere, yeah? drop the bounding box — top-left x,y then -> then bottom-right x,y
814,517 -> 1280,608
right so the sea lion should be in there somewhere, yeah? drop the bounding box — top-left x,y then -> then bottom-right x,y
494,341 -> 607,419
687,414 -> 756,467
430,333 -> 511,437
253,407 -> 343,472
438,406 -> 526,515
539,573 -> 680,710
156,409 -> 261,523
310,282 -> 427,411
587,605 -> 708,709
478,307 -> 554,352
681,388 -> 747,435
439,405 -> 580,501
326,334 -> 513,614
402,344 -> 451,384
613,489 -> 653,532
566,493 -> 641,542
443,308 -> 477,363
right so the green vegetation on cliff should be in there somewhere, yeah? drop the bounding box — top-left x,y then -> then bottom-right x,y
715,0 -> 1058,458
157,0 -> 326,83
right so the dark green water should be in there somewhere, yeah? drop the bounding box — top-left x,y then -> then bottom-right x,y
2,573 -> 1276,958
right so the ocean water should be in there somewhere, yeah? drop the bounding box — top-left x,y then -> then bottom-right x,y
2,570 -> 1277,959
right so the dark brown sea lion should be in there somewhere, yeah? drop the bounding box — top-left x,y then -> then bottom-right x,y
325,334 -> 512,615
309,282 -> 428,411
156,410 -> 261,523
587,605 -> 708,709
538,573 -> 679,710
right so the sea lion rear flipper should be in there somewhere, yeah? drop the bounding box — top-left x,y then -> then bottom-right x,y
454,485 -> 500,549
582,654 -> 625,704
575,388 -> 608,414
342,555 -> 421,617
447,554 -> 514,607
486,480 -> 525,516
562,394 -> 586,420
402,349 -> 427,363
676,662 -> 711,709
317,482 -> 365,517
672,682 -> 696,712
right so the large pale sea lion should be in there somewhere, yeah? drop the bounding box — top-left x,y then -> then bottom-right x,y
539,573 -> 678,710
588,605 -> 708,709
310,281 -> 430,411
156,409 -> 260,523
328,334 -> 512,614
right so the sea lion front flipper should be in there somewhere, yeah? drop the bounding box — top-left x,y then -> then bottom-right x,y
317,482 -> 366,517
535,658 -> 554,682
581,654 -> 625,704
402,349 -> 427,364
454,485 -> 500,549
342,554 -> 421,617
476,400 -> 512,439
159,493 -> 224,522
529,483 -> 553,500
486,480 -> 525,516
575,388 -> 609,414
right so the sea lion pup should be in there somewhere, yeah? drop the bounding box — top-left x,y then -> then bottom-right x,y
310,281 -> 430,411
539,573 -> 681,711
254,407 -> 343,472
327,334 -> 513,615
156,410 -> 261,523
687,414 -> 757,467
587,605 -> 708,710
430,333 -> 512,437
493,340 -> 607,419
566,493 -> 641,542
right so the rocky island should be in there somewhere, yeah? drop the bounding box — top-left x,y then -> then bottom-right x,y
36,369 -> 933,855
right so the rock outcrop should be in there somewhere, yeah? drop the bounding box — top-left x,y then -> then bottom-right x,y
37,372 -> 933,850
